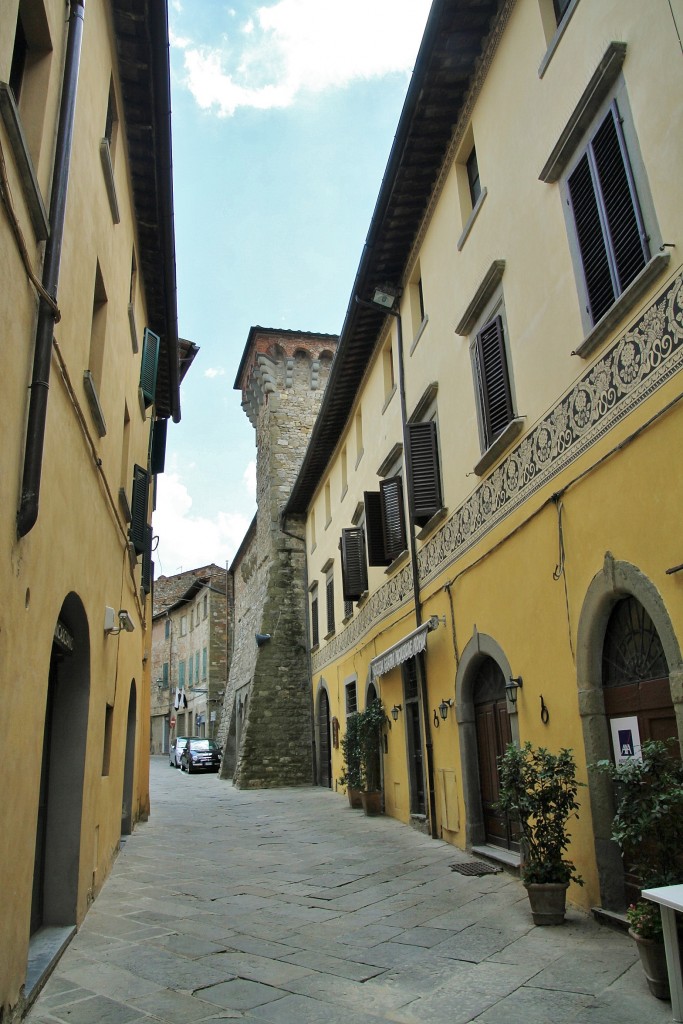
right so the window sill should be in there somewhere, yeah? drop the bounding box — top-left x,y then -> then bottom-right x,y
342,613 -> 353,625
572,252 -> 671,359
118,487 -> 132,524
538,0 -> 583,79
99,138 -> 120,223
310,643 -> 320,654
340,485 -> 348,502
324,630 -> 336,641
457,186 -> 488,252
83,370 -> 107,437
384,549 -> 409,575
310,541 -> 317,554
382,385 -> 397,414
357,590 -> 369,608
0,83 -> 49,241
128,302 -> 139,353
409,315 -> 429,356
355,449 -> 364,469
474,417 -> 525,477
416,506 -> 449,541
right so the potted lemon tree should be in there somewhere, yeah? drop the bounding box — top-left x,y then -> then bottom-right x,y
497,742 -> 584,925
357,699 -> 386,816
339,713 -> 363,808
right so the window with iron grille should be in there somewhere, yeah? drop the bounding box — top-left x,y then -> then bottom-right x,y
326,573 -> 335,636
345,681 -> 358,715
310,586 -> 319,648
566,100 -> 649,327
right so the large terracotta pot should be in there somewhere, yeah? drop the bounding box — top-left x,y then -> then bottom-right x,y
525,882 -> 569,926
628,928 -> 683,1000
347,788 -> 363,809
360,790 -> 382,816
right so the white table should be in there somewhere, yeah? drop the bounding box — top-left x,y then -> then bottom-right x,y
643,884 -> 683,1021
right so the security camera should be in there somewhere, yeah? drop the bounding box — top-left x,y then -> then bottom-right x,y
118,609 -> 135,633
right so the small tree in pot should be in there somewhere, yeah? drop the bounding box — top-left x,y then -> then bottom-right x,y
497,742 -> 584,925
339,713 -> 363,808
594,738 -> 683,999
357,699 -> 386,815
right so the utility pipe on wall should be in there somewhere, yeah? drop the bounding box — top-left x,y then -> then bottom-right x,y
17,0 -> 85,538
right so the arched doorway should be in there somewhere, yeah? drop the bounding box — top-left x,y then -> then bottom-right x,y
577,556 -> 683,910
121,681 -> 137,836
317,688 -> 332,788
473,658 -> 517,850
32,595 -> 90,933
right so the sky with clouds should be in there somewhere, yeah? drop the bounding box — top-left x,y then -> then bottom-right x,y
153,0 -> 431,577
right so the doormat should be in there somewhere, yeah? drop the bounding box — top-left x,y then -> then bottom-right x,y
450,860 -> 501,876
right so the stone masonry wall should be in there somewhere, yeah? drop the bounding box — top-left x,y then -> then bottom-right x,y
218,330 -> 335,787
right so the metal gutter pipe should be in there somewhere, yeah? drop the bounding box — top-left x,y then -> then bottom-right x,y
17,0 -> 85,538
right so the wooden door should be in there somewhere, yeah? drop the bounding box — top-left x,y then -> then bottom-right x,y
318,689 -> 331,788
474,658 -> 518,850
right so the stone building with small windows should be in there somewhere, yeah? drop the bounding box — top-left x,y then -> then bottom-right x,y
150,565 -> 229,752
217,328 -> 337,787
284,0 -> 683,919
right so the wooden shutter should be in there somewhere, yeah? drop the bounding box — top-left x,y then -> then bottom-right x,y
567,103 -> 648,325
140,327 -> 160,407
311,595 -> 319,647
129,464 -> 149,555
341,528 -> 368,601
150,417 -> 167,474
142,524 -> 153,594
380,477 -> 407,561
407,421 -> 443,526
326,576 -> 335,635
364,491 -> 390,566
474,317 -> 513,448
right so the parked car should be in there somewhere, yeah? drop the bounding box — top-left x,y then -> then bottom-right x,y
169,736 -> 195,768
180,738 -> 221,774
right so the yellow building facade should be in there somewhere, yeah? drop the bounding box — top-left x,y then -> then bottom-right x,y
0,1 -> 187,1017
286,0 -> 683,915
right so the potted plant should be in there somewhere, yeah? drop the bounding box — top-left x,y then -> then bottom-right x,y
339,713 -> 363,808
595,738 -> 683,999
497,742 -> 584,925
357,699 -> 386,816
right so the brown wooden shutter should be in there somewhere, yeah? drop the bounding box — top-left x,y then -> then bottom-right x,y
364,491 -> 390,566
150,417 -> 167,474
311,595 -> 319,647
407,421 -> 442,526
326,575 -> 335,635
380,477 -> 407,561
341,528 -> 368,601
475,316 -> 513,448
142,524 -> 153,594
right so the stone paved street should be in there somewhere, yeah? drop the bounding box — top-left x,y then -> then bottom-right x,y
26,757 -> 673,1024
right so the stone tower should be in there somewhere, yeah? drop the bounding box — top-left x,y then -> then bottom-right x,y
218,327 -> 337,787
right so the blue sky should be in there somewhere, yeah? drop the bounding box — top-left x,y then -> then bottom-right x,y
153,0 -> 432,576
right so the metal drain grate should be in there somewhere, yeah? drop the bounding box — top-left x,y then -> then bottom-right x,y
450,860 -> 501,876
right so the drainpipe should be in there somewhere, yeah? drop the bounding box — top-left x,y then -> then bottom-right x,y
17,0 -> 85,538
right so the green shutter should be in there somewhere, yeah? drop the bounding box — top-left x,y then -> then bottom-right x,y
140,327 -> 160,407
129,464 -> 149,555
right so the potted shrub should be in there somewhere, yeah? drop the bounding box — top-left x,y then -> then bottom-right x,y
594,738 -> 683,999
497,742 -> 584,925
357,699 -> 386,816
339,713 -> 363,808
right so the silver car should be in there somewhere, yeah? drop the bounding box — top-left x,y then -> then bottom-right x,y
169,735 -> 196,768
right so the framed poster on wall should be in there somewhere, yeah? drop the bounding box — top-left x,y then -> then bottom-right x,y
610,716 -> 642,764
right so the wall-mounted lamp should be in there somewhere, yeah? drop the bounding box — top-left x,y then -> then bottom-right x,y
391,704 -> 403,722
506,676 -> 523,705
104,606 -> 135,635
255,633 -> 271,647
372,284 -> 402,311
438,698 -> 454,721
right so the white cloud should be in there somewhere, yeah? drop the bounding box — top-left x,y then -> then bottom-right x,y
204,366 -> 226,378
174,0 -> 432,117
243,459 -> 256,498
153,472 -> 253,575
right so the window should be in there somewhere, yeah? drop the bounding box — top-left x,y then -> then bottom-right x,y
325,569 -> 335,637
202,647 -> 207,680
406,422 -> 442,527
140,327 -> 160,408
473,314 -> 514,450
165,619 -> 170,639
7,1 -> 52,167
120,402 -> 131,496
102,704 -> 114,777
180,615 -> 187,637
188,656 -> 194,686
310,508 -> 317,552
195,651 -> 200,683
129,464 -> 149,556
466,146 -> 481,207
178,660 -> 186,687
341,447 -> 348,498
84,262 -> 108,436
104,80 -> 118,158
382,339 -> 395,405
310,584 -> 319,648
355,409 -> 364,465
324,481 -> 331,526
566,100 -> 649,327
162,662 -> 169,688
345,681 -> 358,715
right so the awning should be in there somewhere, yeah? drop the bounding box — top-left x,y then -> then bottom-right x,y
370,617 -> 439,680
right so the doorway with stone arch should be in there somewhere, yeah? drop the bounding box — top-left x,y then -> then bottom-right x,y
316,683 -> 332,788
31,594 -> 90,936
121,681 -> 137,836
577,555 -> 683,910
456,632 -> 521,853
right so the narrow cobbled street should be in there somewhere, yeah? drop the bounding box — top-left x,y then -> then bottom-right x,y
27,758 -> 671,1024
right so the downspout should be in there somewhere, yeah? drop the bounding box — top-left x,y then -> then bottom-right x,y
17,0 -> 85,538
